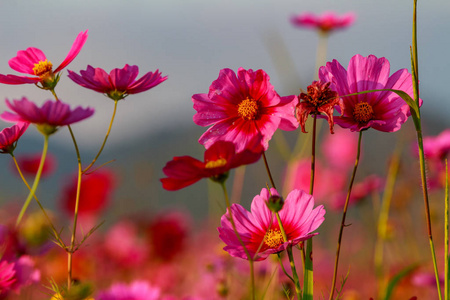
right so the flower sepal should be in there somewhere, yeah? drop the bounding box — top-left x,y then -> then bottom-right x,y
209,171 -> 229,184
38,72 -> 60,91
36,124 -> 58,136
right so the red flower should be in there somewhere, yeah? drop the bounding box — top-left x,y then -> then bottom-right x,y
68,64 -> 167,101
61,169 -> 116,216
13,153 -> 56,177
160,141 -> 262,191
0,30 -> 88,89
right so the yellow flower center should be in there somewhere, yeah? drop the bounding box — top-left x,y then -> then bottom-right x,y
264,229 -> 284,248
33,60 -> 53,78
205,158 -> 227,169
353,102 -> 374,123
237,98 -> 259,120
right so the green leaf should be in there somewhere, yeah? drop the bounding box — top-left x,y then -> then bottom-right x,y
383,264 -> 418,300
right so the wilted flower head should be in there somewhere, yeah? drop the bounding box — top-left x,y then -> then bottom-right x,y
161,141 -> 262,190
319,54 -> 418,132
68,64 -> 167,101
291,11 -> 355,33
296,80 -> 341,133
97,280 -> 160,300
0,122 -> 29,154
218,188 -> 325,261
192,68 -> 298,152
0,98 -> 94,136
0,30 -> 88,89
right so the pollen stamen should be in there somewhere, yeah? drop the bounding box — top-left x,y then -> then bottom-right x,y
264,229 -> 284,248
237,98 -> 259,120
33,60 -> 53,78
353,102 -> 374,123
205,158 -> 227,169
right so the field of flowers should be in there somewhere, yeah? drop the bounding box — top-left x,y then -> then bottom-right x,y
0,1 -> 448,300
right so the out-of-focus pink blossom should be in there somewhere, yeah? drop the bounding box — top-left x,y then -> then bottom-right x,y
0,122 -> 29,154
13,153 -> 56,177
0,30 -> 88,89
283,158 -> 346,202
192,68 -> 298,152
319,54 -> 418,132
321,126 -> 359,171
422,129 -> 450,160
290,11 -> 355,33
103,220 -> 148,267
331,175 -> 383,210
0,260 -> 16,294
218,188 -> 325,261
68,64 -> 167,101
96,280 -> 160,300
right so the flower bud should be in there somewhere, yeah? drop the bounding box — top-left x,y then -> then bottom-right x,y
266,195 -> 284,212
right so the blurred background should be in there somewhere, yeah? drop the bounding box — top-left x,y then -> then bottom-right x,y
0,0 -> 448,222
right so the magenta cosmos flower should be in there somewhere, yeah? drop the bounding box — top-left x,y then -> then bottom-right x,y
161,141 -> 262,190
0,30 -> 88,89
0,97 -> 94,135
218,188 -> 325,261
319,54 -> 418,132
192,68 -> 298,152
97,280 -> 160,300
0,122 -> 29,154
291,11 -> 355,33
422,129 -> 450,160
67,64 -> 168,101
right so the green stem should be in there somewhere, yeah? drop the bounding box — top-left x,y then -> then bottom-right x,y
329,131 -> 363,300
15,135 -> 49,227
82,100 -> 118,174
314,32 -> 329,80
262,152 -> 276,189
220,182 -> 255,300
276,212 -> 302,300
11,154 -> 65,248
374,144 -> 401,298
445,159 -> 449,300
303,114 -> 317,300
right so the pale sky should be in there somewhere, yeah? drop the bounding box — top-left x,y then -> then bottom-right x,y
0,0 -> 448,150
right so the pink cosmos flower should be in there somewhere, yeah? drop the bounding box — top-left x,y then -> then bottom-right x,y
321,126 -> 358,171
319,54 -> 417,132
290,11 -> 355,33
67,64 -> 168,101
0,260 -> 16,295
218,188 -> 325,261
97,280 -> 160,300
161,141 -> 263,190
0,97 -> 94,135
192,68 -> 298,152
0,122 -> 29,154
331,175 -> 383,210
0,30 -> 88,88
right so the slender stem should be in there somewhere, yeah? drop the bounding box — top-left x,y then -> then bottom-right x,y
445,159 -> 449,300
275,212 -> 302,300
303,114 -> 317,300
277,253 -> 294,283
15,135 -> 49,227
262,152 -> 276,189
329,131 -> 363,300
11,154 -> 65,248
374,144 -> 401,298
82,100 -> 119,174
220,182 -> 255,300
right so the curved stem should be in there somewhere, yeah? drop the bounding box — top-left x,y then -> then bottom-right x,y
220,182 -> 255,300
83,100 -> 118,174
15,135 -> 49,227
11,154 -> 65,248
262,152 -> 276,189
329,131 -> 363,300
